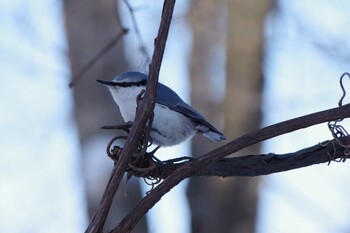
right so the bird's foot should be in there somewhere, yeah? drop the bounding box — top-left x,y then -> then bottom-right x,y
145,146 -> 161,162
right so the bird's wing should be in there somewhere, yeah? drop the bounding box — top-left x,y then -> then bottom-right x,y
156,82 -> 222,134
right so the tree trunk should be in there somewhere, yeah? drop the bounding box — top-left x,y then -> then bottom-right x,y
187,0 -> 272,232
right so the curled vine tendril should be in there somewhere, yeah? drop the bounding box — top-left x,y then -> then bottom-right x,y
103,119 -> 168,193
321,73 -> 350,164
104,123 -> 194,193
338,72 -> 350,107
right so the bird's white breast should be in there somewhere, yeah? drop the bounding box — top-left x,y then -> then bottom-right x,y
108,85 -> 197,146
108,86 -> 143,122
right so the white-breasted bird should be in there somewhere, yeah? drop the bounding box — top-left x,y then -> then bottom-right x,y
97,71 -> 226,147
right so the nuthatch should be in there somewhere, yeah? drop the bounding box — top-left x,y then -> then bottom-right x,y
97,72 -> 226,147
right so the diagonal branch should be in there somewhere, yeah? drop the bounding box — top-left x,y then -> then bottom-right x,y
111,103 -> 350,232
84,0 -> 176,232
69,28 -> 128,88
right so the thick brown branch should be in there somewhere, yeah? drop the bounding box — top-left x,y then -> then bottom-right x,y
137,137 -> 347,178
111,104 -> 350,232
196,141 -> 346,176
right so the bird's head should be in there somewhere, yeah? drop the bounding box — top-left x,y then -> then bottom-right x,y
97,71 -> 148,90
97,71 -> 149,106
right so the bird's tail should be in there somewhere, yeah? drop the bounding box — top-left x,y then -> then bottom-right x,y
196,125 -> 227,142
203,131 -> 227,142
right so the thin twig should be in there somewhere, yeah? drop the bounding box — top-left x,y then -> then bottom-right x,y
69,28 -> 128,88
122,0 -> 151,64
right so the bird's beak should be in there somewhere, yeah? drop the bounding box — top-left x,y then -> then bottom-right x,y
96,80 -> 116,86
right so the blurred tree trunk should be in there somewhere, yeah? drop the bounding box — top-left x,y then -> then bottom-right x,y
64,0 -> 126,140
63,1 -> 148,232
187,0 -> 272,233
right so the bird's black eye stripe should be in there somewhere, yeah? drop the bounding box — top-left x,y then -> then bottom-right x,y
115,79 -> 147,87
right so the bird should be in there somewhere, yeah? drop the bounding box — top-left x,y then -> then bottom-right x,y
97,71 -> 226,147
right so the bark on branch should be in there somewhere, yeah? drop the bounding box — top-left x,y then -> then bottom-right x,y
137,137 -> 348,178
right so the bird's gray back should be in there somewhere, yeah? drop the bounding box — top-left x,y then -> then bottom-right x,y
156,82 -> 221,134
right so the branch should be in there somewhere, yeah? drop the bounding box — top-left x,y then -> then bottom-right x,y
69,28 -> 128,88
199,138 -> 348,176
85,0 -> 176,232
129,137 -> 348,178
111,103 -> 350,232
122,0 -> 151,64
